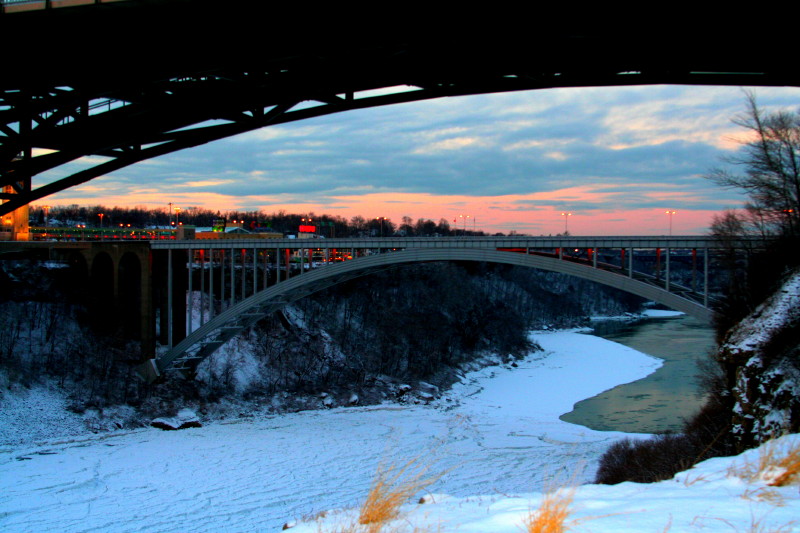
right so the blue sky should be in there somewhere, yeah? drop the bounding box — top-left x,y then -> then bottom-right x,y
41,84 -> 800,235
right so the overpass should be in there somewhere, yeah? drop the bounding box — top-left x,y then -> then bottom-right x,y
2,0 -> 800,216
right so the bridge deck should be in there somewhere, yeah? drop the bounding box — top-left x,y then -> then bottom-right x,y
149,235 -> 761,250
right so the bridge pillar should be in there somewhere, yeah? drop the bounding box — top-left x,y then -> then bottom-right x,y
655,248 -> 661,281
627,248 -> 633,277
253,248 -> 258,294
275,247 -> 280,283
187,247 -> 193,334
220,250 -> 226,311
199,249 -> 206,325
230,248 -> 235,306
665,248 -> 671,292
209,249 -> 215,321
704,247 -> 709,308
155,249 -> 187,348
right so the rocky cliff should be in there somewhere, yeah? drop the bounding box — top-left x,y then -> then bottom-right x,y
717,269 -> 800,450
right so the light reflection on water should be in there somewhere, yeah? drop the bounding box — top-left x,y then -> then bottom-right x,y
559,315 -> 717,434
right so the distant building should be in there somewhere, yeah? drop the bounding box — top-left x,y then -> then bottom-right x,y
194,226 -> 282,240
0,186 -> 29,241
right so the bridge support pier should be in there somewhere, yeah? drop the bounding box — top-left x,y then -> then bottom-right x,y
704,247 -> 709,308
154,249 -> 187,349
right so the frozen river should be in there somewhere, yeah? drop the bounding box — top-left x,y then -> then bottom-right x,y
1,331 -> 664,532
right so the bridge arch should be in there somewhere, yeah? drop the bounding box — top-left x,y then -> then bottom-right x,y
148,248 -> 713,379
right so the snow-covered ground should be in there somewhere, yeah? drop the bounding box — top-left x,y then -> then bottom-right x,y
1,331 -> 797,532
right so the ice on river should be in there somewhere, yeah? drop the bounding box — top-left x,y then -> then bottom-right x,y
3,331 -> 794,532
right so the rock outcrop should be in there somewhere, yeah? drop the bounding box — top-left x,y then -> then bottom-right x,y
717,269 -> 800,450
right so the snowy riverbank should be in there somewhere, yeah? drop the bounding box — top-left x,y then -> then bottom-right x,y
1,330 -> 796,531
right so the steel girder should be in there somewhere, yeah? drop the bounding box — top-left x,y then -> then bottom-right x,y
3,1 -> 800,216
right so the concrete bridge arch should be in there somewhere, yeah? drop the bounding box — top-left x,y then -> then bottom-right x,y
147,248 -> 713,380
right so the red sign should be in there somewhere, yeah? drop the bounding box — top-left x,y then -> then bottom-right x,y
299,225 -> 316,233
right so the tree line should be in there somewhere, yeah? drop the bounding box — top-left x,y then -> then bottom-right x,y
30,205 -> 495,238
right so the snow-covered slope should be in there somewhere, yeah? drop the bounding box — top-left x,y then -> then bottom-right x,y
291,434 -> 800,533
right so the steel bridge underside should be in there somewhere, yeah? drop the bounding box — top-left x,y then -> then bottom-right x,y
142,236 -> 738,381
3,1 -> 800,215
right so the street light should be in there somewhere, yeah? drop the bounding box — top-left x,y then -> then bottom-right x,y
98,213 -> 104,240
560,212 -> 572,234
666,210 -> 676,236
42,205 -> 50,238
375,217 -> 387,237
458,214 -> 472,235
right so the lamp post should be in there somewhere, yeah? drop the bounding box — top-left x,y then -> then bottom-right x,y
98,213 -> 104,240
666,210 -> 676,236
375,216 -> 386,237
42,205 -> 50,238
560,212 -> 572,234
174,207 -> 181,226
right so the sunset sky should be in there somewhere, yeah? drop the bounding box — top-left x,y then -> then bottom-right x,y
37,84 -> 800,235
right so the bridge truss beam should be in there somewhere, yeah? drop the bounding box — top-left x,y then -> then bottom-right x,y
2,1 -> 800,216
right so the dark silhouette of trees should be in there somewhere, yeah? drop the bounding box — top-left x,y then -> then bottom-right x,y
707,91 -> 800,238
705,93 -> 800,336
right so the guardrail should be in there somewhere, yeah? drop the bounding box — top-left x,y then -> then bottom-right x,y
1,0 -> 127,14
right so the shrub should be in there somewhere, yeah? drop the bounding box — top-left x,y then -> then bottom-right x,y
594,433 -> 701,485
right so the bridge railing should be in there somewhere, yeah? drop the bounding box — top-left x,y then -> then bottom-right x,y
1,0 -> 126,13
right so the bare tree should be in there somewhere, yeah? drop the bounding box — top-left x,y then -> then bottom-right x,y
706,91 -> 800,236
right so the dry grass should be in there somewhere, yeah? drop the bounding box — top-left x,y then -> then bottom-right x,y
303,452 -> 443,533
356,455 -> 441,531
730,438 -> 800,487
322,525 -> 438,533
741,487 -> 786,507
519,488 -> 576,533
707,511 -> 797,533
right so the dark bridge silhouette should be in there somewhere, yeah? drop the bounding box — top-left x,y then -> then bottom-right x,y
2,0 -> 799,215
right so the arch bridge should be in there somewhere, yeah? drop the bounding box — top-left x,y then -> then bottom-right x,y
2,0 -> 799,215
137,235 -> 760,382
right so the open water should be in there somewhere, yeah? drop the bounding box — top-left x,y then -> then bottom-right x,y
560,315 -> 717,433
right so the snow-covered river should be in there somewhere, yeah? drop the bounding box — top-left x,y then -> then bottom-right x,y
1,331 -> 662,532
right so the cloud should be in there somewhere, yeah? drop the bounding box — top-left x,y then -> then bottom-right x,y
183,179 -> 235,187
31,85 -> 800,235
412,136 -> 492,154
